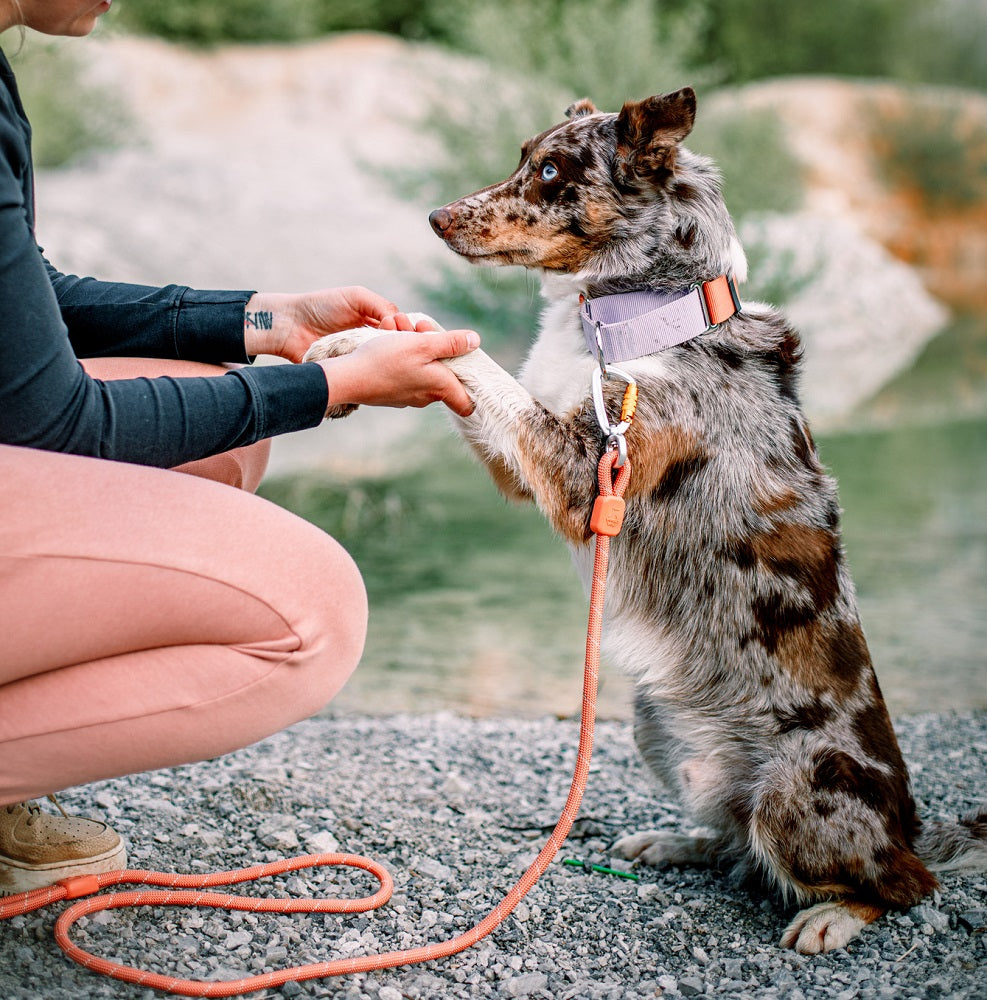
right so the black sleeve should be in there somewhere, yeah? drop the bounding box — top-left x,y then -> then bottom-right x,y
0,114 -> 329,468
43,258 -> 258,364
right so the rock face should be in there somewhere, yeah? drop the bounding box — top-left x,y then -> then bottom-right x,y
34,33 -> 453,302
740,211 -> 948,424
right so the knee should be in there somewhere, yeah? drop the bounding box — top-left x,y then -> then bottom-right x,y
283,534 -> 368,719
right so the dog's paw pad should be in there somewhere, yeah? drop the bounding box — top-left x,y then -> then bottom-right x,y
780,902 -> 869,954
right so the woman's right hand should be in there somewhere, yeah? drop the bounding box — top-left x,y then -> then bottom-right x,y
316,329 -> 479,417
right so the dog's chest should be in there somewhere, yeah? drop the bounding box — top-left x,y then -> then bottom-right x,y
518,304 -> 598,415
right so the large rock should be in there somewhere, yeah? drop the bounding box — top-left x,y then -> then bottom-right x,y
740,211 -> 948,425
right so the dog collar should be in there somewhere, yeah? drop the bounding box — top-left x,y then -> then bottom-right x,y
580,275 -> 741,366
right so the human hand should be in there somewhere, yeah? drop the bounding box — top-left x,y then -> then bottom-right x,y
243,287 -> 412,362
316,329 -> 479,417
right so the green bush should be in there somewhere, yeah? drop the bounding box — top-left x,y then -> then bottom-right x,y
430,0 -> 714,114
887,0 -> 987,93
7,40 -> 132,168
688,106 -> 804,219
114,0 -> 442,45
875,100 -> 987,210
113,0 -> 321,45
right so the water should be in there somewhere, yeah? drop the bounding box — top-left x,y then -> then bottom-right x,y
260,412 -> 986,721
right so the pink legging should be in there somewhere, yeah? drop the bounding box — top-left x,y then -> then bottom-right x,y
0,358 -> 368,806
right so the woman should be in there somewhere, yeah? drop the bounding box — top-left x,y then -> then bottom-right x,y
0,0 -> 478,894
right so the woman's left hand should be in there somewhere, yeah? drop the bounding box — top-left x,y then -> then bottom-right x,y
244,287 -> 428,363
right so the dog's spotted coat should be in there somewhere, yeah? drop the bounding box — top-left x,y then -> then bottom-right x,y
306,88 -> 986,953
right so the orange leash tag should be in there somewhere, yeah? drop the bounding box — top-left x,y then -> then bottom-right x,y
590,495 -> 625,536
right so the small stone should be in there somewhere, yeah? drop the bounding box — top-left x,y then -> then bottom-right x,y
958,909 -> 986,933
377,988 -> 403,1000
303,830 -> 340,854
441,771 -> 471,799
504,971 -> 549,996
412,856 -> 454,882
224,930 -> 252,949
680,977 -> 706,997
256,817 -> 300,852
722,958 -> 745,979
265,946 -> 289,966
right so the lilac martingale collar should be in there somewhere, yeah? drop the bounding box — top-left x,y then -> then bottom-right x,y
580,275 -> 742,366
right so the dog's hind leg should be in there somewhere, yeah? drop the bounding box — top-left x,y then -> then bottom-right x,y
780,900 -> 885,954
750,742 -> 938,953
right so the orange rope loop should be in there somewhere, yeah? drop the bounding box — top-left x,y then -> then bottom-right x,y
1,451 -> 631,998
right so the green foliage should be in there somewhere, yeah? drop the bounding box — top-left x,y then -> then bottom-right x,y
886,0 -> 987,93
113,0 -> 987,93
376,86 -> 560,209
693,0 -> 910,83
417,262 -> 544,355
430,0 -> 714,113
113,0 -> 321,45
8,40 -> 132,168
874,100 -> 987,210
739,240 -> 816,311
688,106 -> 803,219
114,0 -> 445,45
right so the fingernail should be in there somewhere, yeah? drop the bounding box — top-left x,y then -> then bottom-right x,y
467,333 -> 480,350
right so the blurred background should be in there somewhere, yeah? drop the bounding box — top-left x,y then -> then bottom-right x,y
8,0 -> 985,718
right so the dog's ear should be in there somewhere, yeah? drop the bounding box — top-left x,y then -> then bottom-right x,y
565,98 -> 598,119
614,87 -> 696,186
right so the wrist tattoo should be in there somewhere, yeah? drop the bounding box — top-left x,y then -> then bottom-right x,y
245,310 -> 274,331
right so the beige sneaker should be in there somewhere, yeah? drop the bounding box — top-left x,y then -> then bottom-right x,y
0,796 -> 127,895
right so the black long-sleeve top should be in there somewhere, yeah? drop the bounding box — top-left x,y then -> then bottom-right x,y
0,47 -> 330,468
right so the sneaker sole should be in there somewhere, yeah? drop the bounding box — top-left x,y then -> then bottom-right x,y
0,841 -> 127,896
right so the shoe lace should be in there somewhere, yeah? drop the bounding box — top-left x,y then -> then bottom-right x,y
4,795 -> 67,827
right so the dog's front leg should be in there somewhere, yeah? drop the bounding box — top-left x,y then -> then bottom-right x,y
443,351 -> 606,544
302,326 -> 384,418
441,349 -> 539,498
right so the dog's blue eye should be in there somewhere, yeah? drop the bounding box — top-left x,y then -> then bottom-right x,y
540,162 -> 559,182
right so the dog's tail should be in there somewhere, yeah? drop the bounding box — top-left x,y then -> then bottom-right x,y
915,806 -> 987,874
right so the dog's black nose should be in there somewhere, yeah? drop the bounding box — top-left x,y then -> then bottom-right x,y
429,208 -> 454,235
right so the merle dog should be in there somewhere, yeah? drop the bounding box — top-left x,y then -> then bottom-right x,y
305,87 -> 986,952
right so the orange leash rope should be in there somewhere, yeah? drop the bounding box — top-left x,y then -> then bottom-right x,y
1,451 -> 630,999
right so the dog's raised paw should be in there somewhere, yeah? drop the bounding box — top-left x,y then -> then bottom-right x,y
302,327 -> 383,419
302,327 -> 379,364
780,900 -> 883,954
404,311 -> 445,332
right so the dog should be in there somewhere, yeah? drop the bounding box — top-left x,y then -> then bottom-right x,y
305,87 -> 987,953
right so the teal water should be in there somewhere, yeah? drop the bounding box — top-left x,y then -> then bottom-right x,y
819,416 -> 986,716
260,412 -> 986,720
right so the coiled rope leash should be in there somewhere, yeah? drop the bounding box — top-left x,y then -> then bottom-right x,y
0,403 -> 635,999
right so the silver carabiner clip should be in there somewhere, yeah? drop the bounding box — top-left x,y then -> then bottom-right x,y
591,365 -> 636,468
606,432 -> 628,467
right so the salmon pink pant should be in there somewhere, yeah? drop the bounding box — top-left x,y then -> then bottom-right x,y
0,359 -> 368,806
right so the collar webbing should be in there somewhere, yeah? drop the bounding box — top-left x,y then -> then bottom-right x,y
580,275 -> 741,365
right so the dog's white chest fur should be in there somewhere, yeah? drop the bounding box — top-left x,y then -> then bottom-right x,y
517,299 -> 598,414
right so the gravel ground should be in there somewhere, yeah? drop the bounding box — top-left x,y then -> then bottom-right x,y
1,711 -> 984,1000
